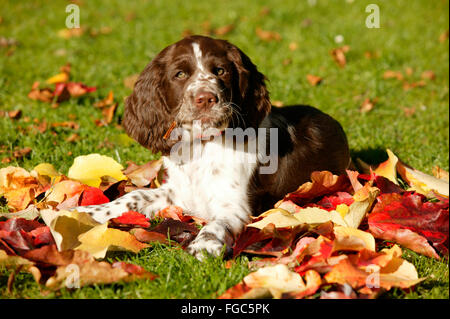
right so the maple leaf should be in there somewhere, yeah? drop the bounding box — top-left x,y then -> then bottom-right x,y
0,166 -> 45,211
368,192 -> 448,258
276,171 -> 351,206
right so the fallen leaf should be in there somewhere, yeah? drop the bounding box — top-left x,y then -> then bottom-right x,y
219,264 -> 319,299
111,210 -> 150,228
383,70 -> 404,81
46,72 -> 69,84
57,27 -> 84,39
306,74 -> 322,86
79,187 -> 110,206
123,159 -> 163,187
330,45 -> 350,68
40,209 -> 100,251
374,149 -> 398,185
368,192 -> 448,258
439,29 -> 449,43
67,153 -> 127,187
397,160 -> 449,197
255,27 -> 281,42
360,98 -> 376,113
75,223 -> 149,258
94,90 -> 114,108
214,24 -> 235,36
277,171 -> 351,206
421,70 -> 436,81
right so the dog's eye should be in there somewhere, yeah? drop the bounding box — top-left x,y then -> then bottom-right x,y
175,71 -> 187,79
214,67 -> 225,76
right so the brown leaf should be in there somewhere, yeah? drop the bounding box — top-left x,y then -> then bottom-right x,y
383,70 -> 404,81
289,42 -> 298,51
51,121 -> 80,130
65,133 -> 80,143
402,80 -> 426,91
360,98 -> 377,113
402,107 -> 416,117
214,24 -> 235,36
330,45 -> 350,68
57,27 -> 84,39
94,90 -> 114,108
421,70 -> 436,81
101,103 -> 117,124
306,74 -> 322,86
439,29 -> 449,43
12,147 -> 32,159
255,27 -> 281,42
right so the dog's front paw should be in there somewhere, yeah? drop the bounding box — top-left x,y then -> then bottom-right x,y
186,237 -> 225,260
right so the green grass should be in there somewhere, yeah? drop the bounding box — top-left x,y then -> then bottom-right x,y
0,0 -> 448,299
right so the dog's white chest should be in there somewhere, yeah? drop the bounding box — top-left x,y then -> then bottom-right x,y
162,140 -> 257,219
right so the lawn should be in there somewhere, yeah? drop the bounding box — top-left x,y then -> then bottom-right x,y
0,0 -> 448,299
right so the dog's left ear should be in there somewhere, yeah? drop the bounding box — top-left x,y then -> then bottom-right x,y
226,43 -> 271,128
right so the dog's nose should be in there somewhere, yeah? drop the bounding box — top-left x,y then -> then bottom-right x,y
194,91 -> 218,109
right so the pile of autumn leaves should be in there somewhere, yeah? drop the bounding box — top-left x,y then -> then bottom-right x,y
0,150 -> 448,298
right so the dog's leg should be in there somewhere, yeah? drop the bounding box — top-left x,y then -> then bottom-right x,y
74,186 -> 174,224
186,204 -> 251,260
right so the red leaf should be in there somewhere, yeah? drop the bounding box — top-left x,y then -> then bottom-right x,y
308,192 -> 354,211
232,224 -> 307,258
111,211 -> 150,228
279,171 -> 352,206
30,226 -> 55,247
368,192 -> 449,258
79,187 -> 110,206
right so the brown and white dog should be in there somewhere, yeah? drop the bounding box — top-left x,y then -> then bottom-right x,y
75,35 -> 350,259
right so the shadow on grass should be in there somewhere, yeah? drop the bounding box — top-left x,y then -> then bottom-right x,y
351,148 -> 388,167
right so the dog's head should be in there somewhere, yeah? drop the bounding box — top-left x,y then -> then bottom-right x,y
123,35 -> 271,154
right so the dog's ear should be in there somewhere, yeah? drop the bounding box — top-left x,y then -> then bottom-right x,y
226,43 -> 271,128
122,58 -> 177,155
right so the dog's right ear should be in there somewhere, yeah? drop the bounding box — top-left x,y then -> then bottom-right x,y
122,58 -> 177,155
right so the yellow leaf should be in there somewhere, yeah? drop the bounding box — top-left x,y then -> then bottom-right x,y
76,223 -> 148,259
46,72 -> 69,84
397,160 -> 449,197
247,209 -> 302,229
33,163 -> 60,178
374,149 -> 398,184
32,163 -> 61,184
333,226 -> 376,252
345,185 -> 379,228
41,209 -> 100,251
293,207 -> 347,227
68,153 -> 126,187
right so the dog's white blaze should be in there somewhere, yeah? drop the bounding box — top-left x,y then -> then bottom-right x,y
192,42 -> 205,72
